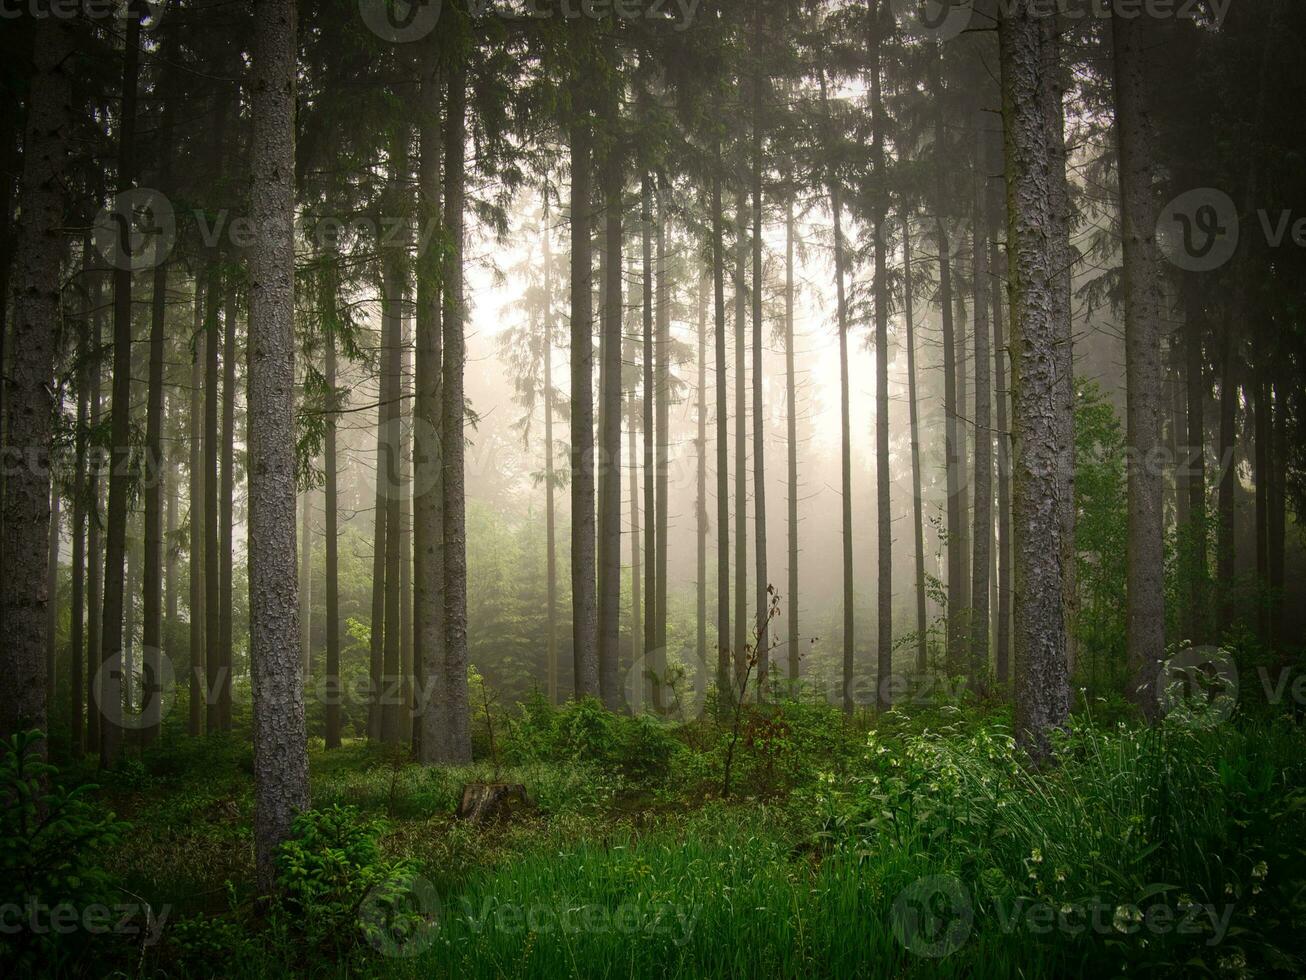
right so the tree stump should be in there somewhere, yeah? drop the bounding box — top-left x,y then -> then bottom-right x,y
456,782 -> 530,825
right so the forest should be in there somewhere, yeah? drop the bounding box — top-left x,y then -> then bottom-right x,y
1,0 -> 1304,976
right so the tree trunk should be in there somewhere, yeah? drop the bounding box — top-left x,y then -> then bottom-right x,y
381,149 -> 406,744
71,246 -> 95,754
141,244 -> 169,743
46,488 -> 60,716
367,357 -> 389,741
441,54 -> 472,760
970,175 -> 992,696
543,223 -> 558,704
641,175 -> 657,711
655,179 -> 671,698
414,49 -> 444,759
1268,379 -> 1286,648
218,286 -> 237,731
732,192 -> 749,689
750,91 -> 770,695
1182,285 -> 1207,644
629,384 -> 643,712
990,229 -> 1012,686
598,135 -> 623,711
188,283 -> 205,737
1216,329 -> 1237,633
696,275 -> 709,680
784,196 -> 800,686
870,8 -> 891,710
711,146 -> 731,707
999,1 -> 1074,759
568,92 -> 600,700
99,12 -> 143,766
401,312 -> 414,742
1251,372 -> 1269,641
903,216 -> 928,675
821,68 -> 855,715
1112,10 -> 1167,716
324,281 -> 342,749
203,269 -> 221,735
246,0 -> 310,889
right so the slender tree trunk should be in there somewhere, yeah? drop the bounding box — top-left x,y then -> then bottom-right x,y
324,289 -> 342,749
999,1 -> 1074,759
381,154 -> 405,743
1268,379 -> 1286,648
414,52 -> 444,759
246,0 -> 310,888
543,224 -> 558,704
569,94 -> 600,700
300,490 -> 312,680
188,284 -> 205,737
203,270 -> 221,735
46,489 -> 61,714
1182,285 -> 1207,644
785,196 -> 800,686
696,275 -> 709,678
142,249 -> 169,743
655,179 -> 671,696
711,146 -> 731,706
1216,327 -> 1237,633
1112,10 -> 1167,715
640,175 -> 658,711
440,53 -> 472,760
598,136 -> 623,711
1251,372 -> 1269,641
400,314 -> 414,740
733,193 -> 749,687
750,101 -> 770,695
367,363 -> 389,741
71,248 -> 95,754
869,8 -> 891,710
903,216 -> 928,675
630,384 -> 643,712
99,12 -> 143,765
218,287 -> 237,731
969,166 -> 992,695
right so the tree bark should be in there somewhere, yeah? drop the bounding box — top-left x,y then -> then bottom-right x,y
568,90 -> 600,700
99,12 -> 143,766
750,86 -> 770,694
641,175 -> 657,710
696,275 -> 709,680
869,6 -> 891,710
218,285 -> 237,731
655,179 -> 671,698
785,195 -> 800,686
247,0 -> 310,889
188,284 -> 205,737
440,54 -> 472,761
544,223 -> 559,704
903,216 -> 929,675
381,146 -> 406,745
1112,10 -> 1167,716
324,279 -> 342,749
1182,285 -> 1207,644
733,193 -> 749,688
414,49 -> 444,759
990,228 -> 1012,687
711,145 -> 731,707
598,134 -> 623,711
999,1 -> 1074,758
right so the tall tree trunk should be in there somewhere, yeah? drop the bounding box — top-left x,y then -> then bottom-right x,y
71,246 -> 95,754
930,52 -> 966,679
300,491 -> 312,680
820,68 -> 855,715
1182,285 -> 1207,644
711,145 -> 731,707
400,315 -> 414,740
203,270 -> 221,735
324,277 -> 342,749
696,275 -> 709,679
99,12 -> 143,765
785,196 -> 800,685
46,489 -> 61,714
999,2 -> 1074,759
733,193 -> 749,687
543,223 -> 558,704
381,151 -> 405,744
141,247 -> 169,743
218,287 -> 237,731
569,93 -> 600,700
367,359 -> 389,741
1112,10 -> 1167,715
903,216 -> 929,674
641,175 -> 658,711
655,179 -> 671,696
246,0 -> 310,889
1251,372 -> 1269,641
440,53 -> 472,760
869,6 -> 891,710
598,136 -> 623,711
188,283 -> 205,737
969,163 -> 992,695
629,384 -> 643,712
1268,379 -> 1286,648
750,96 -> 770,695
1,13 -> 75,744
1216,331 -> 1237,633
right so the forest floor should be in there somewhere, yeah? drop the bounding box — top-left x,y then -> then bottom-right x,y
11,691 -> 1306,978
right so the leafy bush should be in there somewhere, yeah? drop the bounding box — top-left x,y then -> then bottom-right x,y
0,731 -> 129,973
